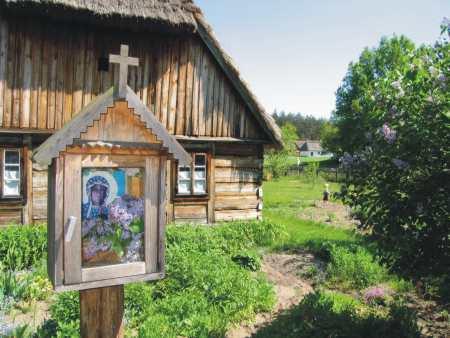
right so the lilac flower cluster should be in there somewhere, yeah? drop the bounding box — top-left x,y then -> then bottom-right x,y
84,237 -> 110,260
392,158 -> 409,170
109,195 -> 144,229
109,195 -> 145,262
82,195 -> 145,263
339,153 -> 354,169
363,286 -> 387,304
380,123 -> 397,144
125,234 -> 144,262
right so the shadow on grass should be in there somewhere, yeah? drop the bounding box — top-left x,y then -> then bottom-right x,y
251,291 -> 420,338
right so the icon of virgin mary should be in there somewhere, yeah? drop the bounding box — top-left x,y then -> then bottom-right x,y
82,175 -> 110,221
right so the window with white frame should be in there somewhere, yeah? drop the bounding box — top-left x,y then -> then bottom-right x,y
3,149 -> 21,197
177,153 -> 207,195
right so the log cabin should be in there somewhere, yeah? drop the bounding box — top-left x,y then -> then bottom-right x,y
0,0 -> 282,226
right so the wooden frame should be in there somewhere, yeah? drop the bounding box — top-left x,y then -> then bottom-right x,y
174,152 -> 211,200
175,152 -> 208,197
37,43 -> 190,291
0,147 -> 25,202
48,151 -> 168,291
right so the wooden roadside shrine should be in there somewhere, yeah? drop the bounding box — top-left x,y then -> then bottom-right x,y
33,45 -> 190,337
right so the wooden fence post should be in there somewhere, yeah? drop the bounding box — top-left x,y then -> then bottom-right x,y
80,285 -> 124,338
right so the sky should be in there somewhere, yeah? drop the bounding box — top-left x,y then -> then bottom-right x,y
195,0 -> 449,119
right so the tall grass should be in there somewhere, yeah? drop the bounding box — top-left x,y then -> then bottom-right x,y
0,224 -> 47,270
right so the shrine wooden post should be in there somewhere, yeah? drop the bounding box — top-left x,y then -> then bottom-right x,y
34,44 -> 191,338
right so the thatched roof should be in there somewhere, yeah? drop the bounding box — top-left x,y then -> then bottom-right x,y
195,14 -> 283,148
1,0 -> 282,147
0,0 -> 201,32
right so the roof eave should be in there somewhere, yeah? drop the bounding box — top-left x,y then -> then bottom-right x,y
194,14 -> 283,149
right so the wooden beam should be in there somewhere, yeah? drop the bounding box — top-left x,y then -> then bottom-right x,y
80,285 -> 124,338
175,135 -> 270,144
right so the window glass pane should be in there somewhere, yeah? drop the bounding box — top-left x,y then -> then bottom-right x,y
5,151 -> 19,164
194,167 -> 206,180
178,180 -> 191,194
195,155 -> 206,166
81,168 -> 145,268
193,180 -> 206,194
4,180 -> 19,196
4,166 -> 19,180
178,166 -> 191,180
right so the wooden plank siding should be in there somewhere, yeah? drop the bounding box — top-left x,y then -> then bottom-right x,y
0,16 -> 268,142
0,15 -> 269,225
213,144 -> 263,222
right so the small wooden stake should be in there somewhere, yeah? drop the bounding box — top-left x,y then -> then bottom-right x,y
80,285 -> 124,338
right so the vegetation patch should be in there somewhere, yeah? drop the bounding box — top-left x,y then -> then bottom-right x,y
252,290 -> 419,338
35,221 -> 284,337
0,224 -> 47,271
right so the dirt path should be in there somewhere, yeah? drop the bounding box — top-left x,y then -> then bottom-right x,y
298,201 -> 359,229
226,252 -> 321,338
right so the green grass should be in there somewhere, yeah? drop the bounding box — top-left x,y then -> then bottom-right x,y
263,175 -> 414,295
263,176 -> 358,250
259,175 -> 420,337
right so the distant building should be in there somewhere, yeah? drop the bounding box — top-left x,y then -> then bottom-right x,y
295,140 -> 330,157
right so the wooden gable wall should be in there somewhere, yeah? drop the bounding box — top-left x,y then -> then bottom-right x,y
0,14 -> 268,141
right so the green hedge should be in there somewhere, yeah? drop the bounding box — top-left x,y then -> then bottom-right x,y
0,224 -> 47,270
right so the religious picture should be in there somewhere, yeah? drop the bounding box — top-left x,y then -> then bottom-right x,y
81,168 -> 145,267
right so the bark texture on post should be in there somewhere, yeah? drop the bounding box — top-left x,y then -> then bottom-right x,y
80,285 -> 124,338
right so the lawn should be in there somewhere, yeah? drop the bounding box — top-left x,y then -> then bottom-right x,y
263,175 -> 358,250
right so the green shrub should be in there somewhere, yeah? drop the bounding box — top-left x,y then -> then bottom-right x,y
332,27 -> 450,277
0,224 -> 47,270
50,291 -> 80,322
326,244 -> 388,290
231,250 -> 261,271
0,270 -> 30,311
124,282 -> 155,327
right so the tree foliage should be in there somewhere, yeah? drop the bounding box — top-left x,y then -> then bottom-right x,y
332,25 -> 450,275
264,124 -> 299,179
272,111 -> 327,140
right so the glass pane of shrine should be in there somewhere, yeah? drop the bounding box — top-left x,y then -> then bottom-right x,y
81,168 -> 145,268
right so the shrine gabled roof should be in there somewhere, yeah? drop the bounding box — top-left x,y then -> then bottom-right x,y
33,86 -> 191,166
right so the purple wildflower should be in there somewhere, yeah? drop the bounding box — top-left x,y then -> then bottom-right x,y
392,158 -> 410,170
364,286 -> 386,304
380,123 -> 397,144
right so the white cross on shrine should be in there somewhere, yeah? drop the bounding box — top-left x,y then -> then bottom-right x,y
109,44 -> 139,99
